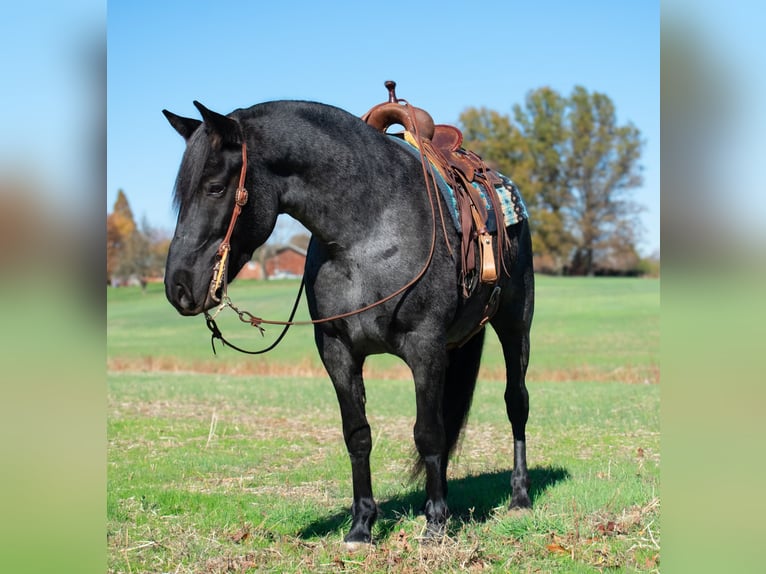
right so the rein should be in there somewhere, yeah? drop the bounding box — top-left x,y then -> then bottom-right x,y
203,114 -> 443,354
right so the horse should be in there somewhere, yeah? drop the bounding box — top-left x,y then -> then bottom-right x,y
162,97 -> 534,545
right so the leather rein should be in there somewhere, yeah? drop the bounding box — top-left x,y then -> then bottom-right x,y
203,112 -> 442,355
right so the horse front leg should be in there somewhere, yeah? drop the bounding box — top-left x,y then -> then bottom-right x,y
317,333 -> 377,545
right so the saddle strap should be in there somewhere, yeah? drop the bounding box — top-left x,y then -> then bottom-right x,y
418,137 -> 504,292
455,167 -> 497,284
459,149 -> 511,281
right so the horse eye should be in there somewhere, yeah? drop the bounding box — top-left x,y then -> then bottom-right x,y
207,183 -> 226,197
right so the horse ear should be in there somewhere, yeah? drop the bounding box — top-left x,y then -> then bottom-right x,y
193,101 -> 241,149
162,110 -> 202,140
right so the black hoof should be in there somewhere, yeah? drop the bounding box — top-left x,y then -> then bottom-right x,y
344,528 -> 372,545
421,498 -> 449,542
344,520 -> 374,549
509,492 -> 532,509
343,539 -> 372,552
344,498 -> 377,547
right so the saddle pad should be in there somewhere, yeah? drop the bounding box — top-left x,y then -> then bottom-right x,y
390,135 -> 528,234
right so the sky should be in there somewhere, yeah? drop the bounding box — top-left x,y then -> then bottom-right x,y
107,0 -> 660,255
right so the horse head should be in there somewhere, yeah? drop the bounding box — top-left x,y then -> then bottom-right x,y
162,102 -> 276,316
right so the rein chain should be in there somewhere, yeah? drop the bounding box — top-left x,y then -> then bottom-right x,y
203,111 -> 443,355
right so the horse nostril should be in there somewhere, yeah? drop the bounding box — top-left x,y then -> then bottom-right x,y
176,283 -> 193,310
167,270 -> 202,315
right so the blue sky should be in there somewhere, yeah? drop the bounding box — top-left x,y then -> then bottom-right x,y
107,0 -> 660,254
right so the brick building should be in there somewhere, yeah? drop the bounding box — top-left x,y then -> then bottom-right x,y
235,245 -> 307,280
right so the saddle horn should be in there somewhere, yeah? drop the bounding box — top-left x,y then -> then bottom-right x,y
362,80 -> 435,139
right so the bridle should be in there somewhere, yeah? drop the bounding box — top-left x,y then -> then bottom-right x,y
208,141 -> 249,305
203,112 -> 443,355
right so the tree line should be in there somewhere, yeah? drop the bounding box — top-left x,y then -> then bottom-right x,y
459,85 -> 654,275
106,190 -> 169,286
107,85 -> 657,283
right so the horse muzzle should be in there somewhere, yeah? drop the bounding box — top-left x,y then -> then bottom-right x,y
166,269 -> 218,316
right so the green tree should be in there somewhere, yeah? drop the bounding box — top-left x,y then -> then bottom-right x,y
565,86 -> 643,275
511,87 -> 574,273
459,107 -> 563,269
457,107 -> 526,176
459,86 -> 644,275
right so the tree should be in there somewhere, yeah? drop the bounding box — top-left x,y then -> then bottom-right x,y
141,216 -> 171,278
107,189 -> 136,282
460,105 -> 571,271
459,86 -> 644,275
457,107 -> 526,176
565,86 -> 643,275
511,88 -> 575,273
107,190 -> 169,285
288,232 -> 311,251
251,243 -> 278,279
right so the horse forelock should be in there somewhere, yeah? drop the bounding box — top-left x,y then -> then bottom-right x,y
172,130 -> 209,214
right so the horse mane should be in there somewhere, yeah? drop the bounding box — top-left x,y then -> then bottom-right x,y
171,101 -> 360,215
172,127 -> 210,214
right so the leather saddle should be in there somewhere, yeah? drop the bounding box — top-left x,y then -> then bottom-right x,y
362,81 -> 509,296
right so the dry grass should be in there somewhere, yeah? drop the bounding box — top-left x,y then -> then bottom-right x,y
110,502 -> 660,573
107,355 -> 659,385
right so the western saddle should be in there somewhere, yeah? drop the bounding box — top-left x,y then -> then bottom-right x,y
362,81 -> 509,297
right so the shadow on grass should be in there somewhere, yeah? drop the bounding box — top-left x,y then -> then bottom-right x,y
298,465 -> 570,541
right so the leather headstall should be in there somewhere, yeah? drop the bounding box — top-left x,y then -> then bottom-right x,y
209,141 -> 249,303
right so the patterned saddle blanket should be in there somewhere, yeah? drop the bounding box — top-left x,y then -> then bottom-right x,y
390,135 -> 528,234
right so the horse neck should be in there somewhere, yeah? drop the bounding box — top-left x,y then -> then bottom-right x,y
245,104 -> 420,247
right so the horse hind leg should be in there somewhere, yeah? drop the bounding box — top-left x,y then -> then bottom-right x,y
405,344 -> 451,539
316,332 -> 377,545
441,329 -> 485,479
410,329 -> 484,528
491,287 -> 533,509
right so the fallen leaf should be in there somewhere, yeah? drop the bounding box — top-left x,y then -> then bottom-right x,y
395,528 -> 411,551
229,526 -> 250,544
546,543 -> 568,555
596,521 -> 617,535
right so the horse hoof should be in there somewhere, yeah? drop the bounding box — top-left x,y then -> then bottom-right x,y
509,494 -> 532,511
343,540 -> 372,553
507,505 -> 532,518
343,528 -> 372,552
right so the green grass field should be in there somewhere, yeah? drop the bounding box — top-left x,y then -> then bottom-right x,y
107,276 -> 659,572
107,276 -> 659,383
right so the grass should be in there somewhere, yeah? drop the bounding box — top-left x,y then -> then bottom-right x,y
107,276 -> 659,384
107,276 -> 660,572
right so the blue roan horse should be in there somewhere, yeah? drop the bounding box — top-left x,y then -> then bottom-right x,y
162,97 -> 534,544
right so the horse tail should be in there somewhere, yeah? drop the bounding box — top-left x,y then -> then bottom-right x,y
411,328 -> 485,479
